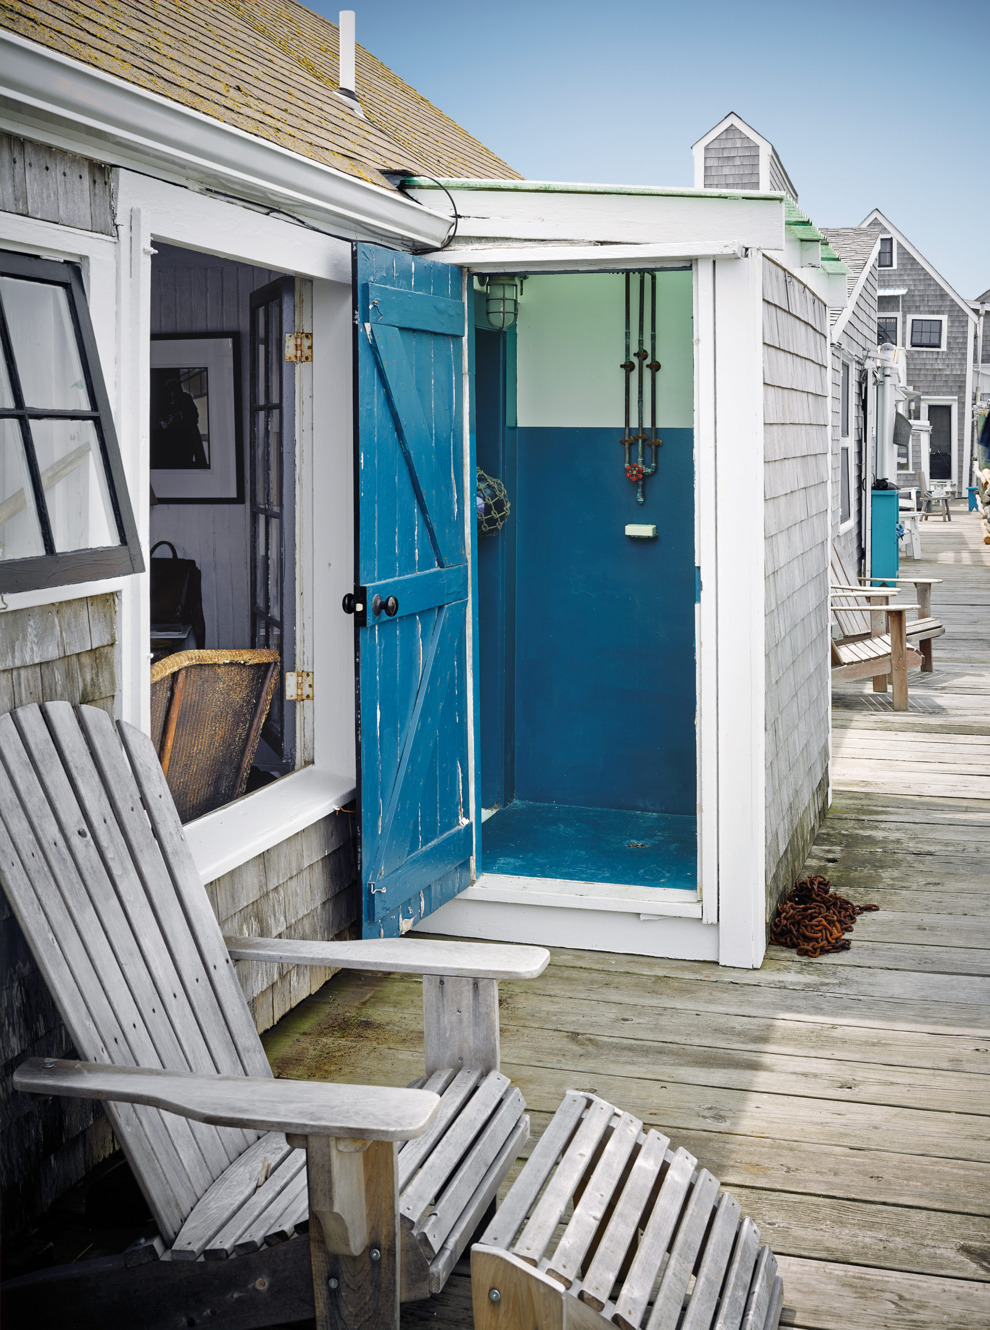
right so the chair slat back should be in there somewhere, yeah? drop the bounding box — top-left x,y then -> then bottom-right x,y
0,702 -> 273,1242
829,546 -> 872,638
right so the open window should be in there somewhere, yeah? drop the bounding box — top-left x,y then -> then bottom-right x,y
0,250 -> 142,592
148,245 -> 301,819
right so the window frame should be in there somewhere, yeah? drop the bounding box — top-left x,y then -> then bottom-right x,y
839,441 -> 853,530
0,249 -> 142,593
840,359 -> 851,439
908,315 -> 946,351
877,235 -> 896,269
876,313 -> 899,347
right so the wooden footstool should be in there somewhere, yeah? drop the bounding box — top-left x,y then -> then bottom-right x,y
472,1091 -> 783,1330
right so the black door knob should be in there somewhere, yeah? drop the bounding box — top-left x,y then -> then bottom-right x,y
342,593 -> 356,614
372,594 -> 399,618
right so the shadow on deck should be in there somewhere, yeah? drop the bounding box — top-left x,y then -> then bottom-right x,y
262,503 -> 990,1329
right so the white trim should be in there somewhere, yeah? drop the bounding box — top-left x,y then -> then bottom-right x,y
919,397 -> 958,492
839,442 -> 854,532
714,252 -> 766,968
694,259 -> 719,927
840,358 -> 852,439
830,234 -> 882,344
859,210 -> 976,323
417,892 -> 719,961
455,875 -> 701,917
438,242 -> 745,272
185,766 -> 355,885
0,32 -> 452,251
907,314 -> 946,352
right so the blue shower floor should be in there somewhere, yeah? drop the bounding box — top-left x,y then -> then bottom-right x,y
481,800 -> 696,890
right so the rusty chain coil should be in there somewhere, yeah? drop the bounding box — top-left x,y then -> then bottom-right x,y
769,874 -> 879,958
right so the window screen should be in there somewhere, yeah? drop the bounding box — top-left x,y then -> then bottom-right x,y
877,316 -> 898,346
0,251 -> 142,592
840,361 -> 851,438
878,237 -> 894,268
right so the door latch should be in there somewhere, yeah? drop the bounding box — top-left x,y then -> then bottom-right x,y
341,586 -> 368,627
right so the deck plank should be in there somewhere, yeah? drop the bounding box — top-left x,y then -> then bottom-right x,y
261,505 -> 990,1330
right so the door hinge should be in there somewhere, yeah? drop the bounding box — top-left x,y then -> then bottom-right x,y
285,670 -> 314,702
284,332 -> 313,362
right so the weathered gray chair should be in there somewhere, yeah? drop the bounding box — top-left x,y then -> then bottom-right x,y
830,545 -> 944,675
0,701 -> 545,1330
472,1091 -> 784,1330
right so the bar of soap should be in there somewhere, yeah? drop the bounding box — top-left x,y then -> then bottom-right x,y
625,524 -> 657,538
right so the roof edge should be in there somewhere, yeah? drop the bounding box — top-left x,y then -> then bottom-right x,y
406,176 -> 786,202
858,208 -> 976,322
0,30 -> 454,249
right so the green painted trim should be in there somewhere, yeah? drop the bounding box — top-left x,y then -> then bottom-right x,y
404,177 -> 786,203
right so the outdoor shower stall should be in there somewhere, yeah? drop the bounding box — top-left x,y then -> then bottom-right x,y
474,270 -> 697,892
354,182 -> 832,968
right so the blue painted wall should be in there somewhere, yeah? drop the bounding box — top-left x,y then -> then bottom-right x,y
513,426 -> 696,814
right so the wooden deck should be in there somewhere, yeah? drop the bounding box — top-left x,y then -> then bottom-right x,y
266,503 -> 990,1330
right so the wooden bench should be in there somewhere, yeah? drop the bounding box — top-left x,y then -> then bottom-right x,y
472,1091 -> 783,1330
0,701 -> 547,1330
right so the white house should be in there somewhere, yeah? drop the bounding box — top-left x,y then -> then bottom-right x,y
1,10 -> 844,1231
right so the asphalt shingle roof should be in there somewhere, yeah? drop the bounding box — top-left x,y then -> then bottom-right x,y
1,0 -> 521,190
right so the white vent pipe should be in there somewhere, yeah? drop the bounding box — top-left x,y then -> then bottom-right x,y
337,11 -> 365,115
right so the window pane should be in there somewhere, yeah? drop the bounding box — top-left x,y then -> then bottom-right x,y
0,278 -> 91,410
840,362 -> 850,437
31,419 -> 118,551
878,237 -> 893,267
0,418 -> 46,560
0,341 -> 14,407
268,515 -> 280,621
268,412 -> 280,509
840,446 -> 851,524
911,319 -> 941,348
877,317 -> 897,346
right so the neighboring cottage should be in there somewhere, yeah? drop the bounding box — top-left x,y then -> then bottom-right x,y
856,210 -> 978,490
820,228 -> 883,574
1,8 -> 845,1252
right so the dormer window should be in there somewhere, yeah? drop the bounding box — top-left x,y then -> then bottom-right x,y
0,250 -> 142,593
878,236 -> 895,268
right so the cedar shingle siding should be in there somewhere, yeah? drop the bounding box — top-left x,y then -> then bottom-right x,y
762,258 -> 831,917
865,221 -> 971,484
704,125 -> 760,190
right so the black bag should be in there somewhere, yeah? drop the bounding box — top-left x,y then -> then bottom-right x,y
149,541 -> 206,648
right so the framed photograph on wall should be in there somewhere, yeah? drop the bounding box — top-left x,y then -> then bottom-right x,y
150,335 -> 241,502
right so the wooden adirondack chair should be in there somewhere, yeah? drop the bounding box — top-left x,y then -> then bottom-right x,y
472,1091 -> 784,1330
830,546 -> 944,673
0,701 -> 547,1330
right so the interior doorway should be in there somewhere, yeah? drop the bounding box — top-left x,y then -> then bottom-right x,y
476,270 -> 697,891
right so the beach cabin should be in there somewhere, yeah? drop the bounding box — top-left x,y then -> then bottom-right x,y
1,5 -> 841,1235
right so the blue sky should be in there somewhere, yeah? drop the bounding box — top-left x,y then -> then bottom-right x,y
309,0 -> 989,299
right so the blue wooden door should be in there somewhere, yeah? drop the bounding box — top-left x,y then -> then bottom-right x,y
352,245 -> 472,938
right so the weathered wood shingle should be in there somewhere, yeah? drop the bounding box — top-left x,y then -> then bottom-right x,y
762,258 -> 830,916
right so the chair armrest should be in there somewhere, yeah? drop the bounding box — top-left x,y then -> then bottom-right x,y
861,577 -> 942,585
831,586 -> 900,597
224,936 -> 550,981
13,1058 -> 438,1141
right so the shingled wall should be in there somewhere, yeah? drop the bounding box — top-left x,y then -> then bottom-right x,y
762,258 -> 831,919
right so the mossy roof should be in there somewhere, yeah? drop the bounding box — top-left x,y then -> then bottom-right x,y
1,0 -> 521,190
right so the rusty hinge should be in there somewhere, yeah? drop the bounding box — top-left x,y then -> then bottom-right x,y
284,332 -> 313,363
285,670 -> 314,702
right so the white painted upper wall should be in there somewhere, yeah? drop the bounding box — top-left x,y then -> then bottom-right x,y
515,271 -> 694,429
410,185 -> 785,252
